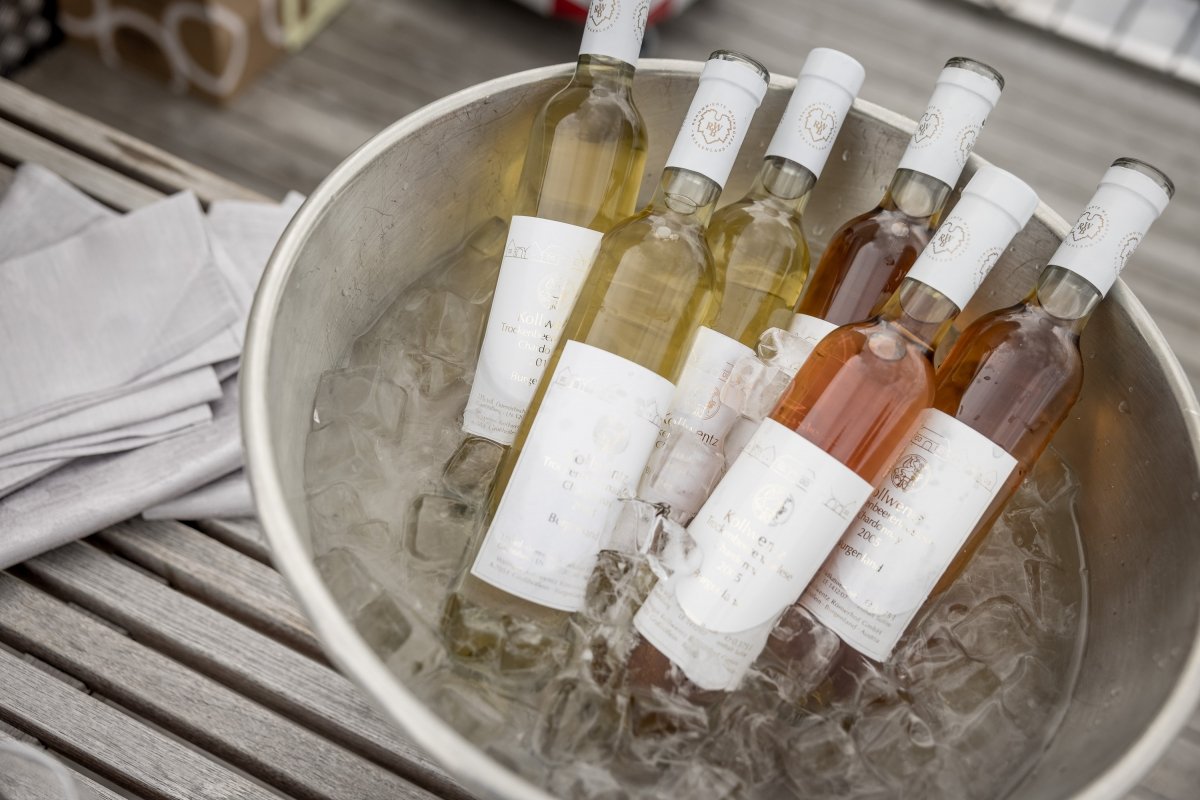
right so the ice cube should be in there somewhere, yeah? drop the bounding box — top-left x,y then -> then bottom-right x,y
306,482 -> 368,536
604,498 -> 700,583
344,519 -> 395,553
304,419 -> 386,489
751,604 -> 843,704
852,703 -> 936,783
356,593 -> 414,653
314,547 -> 412,654
654,762 -> 745,800
433,216 -> 507,305
404,494 -> 477,567
410,290 -> 486,364
950,595 -> 1038,677
779,714 -> 888,799
999,654 -> 1059,738
312,366 -> 408,439
534,677 -> 626,766
442,436 -> 505,506
581,550 -> 656,629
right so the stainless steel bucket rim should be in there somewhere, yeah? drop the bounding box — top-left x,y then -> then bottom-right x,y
241,58 -> 1200,800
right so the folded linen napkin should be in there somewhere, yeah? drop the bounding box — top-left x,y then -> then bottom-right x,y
0,164 -> 112,260
143,470 -> 253,521
0,377 -> 243,569
0,366 -> 221,464
0,191 -> 238,435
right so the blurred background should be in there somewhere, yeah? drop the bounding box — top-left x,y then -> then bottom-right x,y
3,0 -> 1197,392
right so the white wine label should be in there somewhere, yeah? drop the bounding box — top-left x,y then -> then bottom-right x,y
896,66 -> 1001,190
799,409 -> 1017,661
472,340 -> 674,611
786,313 -> 838,357
579,0 -> 649,67
665,57 -> 768,190
463,216 -> 603,444
633,580 -> 776,691
905,167 -> 1035,310
662,326 -> 753,449
1048,163 -> 1170,297
765,49 -> 863,180
673,418 -> 873,632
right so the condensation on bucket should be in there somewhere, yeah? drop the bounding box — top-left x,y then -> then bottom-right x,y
301,223 -> 1089,800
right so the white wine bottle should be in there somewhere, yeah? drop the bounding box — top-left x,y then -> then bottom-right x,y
461,0 -> 650,446
444,51 -> 771,672
640,47 -> 865,523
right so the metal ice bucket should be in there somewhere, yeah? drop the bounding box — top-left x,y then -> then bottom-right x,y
242,61 -> 1200,800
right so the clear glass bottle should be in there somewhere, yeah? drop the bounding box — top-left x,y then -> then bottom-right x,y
442,51 -> 771,676
765,158 -> 1172,704
461,1 -> 650,446
788,57 -> 1004,352
626,167 -> 1038,701
639,48 -> 865,523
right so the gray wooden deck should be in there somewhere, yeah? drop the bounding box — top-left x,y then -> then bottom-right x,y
2,0 -> 1198,797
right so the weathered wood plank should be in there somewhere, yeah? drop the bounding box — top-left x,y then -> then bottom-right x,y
191,518 -> 273,564
0,573 -> 437,800
23,542 -> 475,800
98,519 -> 321,658
0,117 -> 163,210
0,728 -> 139,800
0,78 -> 268,205
0,646 -> 281,800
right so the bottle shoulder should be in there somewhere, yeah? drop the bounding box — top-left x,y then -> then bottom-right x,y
538,82 -> 648,138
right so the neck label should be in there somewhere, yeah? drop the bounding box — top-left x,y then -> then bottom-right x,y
672,418 -> 873,633
1049,174 -> 1164,296
665,59 -> 767,189
472,340 -> 673,611
896,69 -> 997,189
579,0 -> 648,66
799,408 -> 1016,661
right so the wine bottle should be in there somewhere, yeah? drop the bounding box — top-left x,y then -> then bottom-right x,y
639,48 -> 865,523
791,157 -> 1173,667
444,51 -> 771,670
788,56 -> 1004,360
461,0 -> 649,446
626,166 -> 1039,694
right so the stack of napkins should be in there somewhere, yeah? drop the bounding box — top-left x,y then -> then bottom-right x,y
0,165 -> 301,569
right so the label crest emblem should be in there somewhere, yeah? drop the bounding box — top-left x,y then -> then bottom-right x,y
799,103 -> 837,148
753,484 -> 795,526
587,0 -> 619,31
691,103 -> 737,151
912,108 -> 943,146
1070,206 -> 1108,244
930,220 -> 969,257
891,454 -> 928,491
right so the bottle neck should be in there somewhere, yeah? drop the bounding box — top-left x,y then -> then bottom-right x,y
571,54 -> 637,93
881,168 -> 953,223
745,156 -> 818,213
1029,265 -> 1104,335
876,278 -> 960,352
650,167 -> 723,225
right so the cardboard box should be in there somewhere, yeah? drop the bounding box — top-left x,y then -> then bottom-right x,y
57,0 -> 348,102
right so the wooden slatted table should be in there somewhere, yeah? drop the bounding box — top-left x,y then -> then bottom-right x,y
0,79 -> 1194,800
